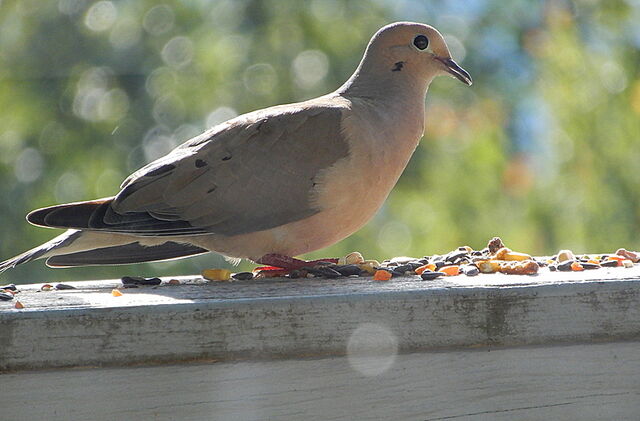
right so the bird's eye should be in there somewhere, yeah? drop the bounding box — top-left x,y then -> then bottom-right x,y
413,35 -> 429,50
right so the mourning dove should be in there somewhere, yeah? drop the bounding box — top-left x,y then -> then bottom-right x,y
0,22 -> 471,273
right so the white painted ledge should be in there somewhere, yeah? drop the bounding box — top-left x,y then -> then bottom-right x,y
1,266 -> 639,371
3,342 -> 639,421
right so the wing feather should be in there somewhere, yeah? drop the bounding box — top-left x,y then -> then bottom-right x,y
30,100 -> 352,237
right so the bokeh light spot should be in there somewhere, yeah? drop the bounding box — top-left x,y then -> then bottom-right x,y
143,5 -> 175,36
84,1 -> 117,32
145,67 -> 177,98
206,106 -> 238,128
243,63 -> 277,96
292,50 -> 329,90
14,148 -> 44,184
142,125 -> 177,162
377,220 -> 413,257
161,36 -> 194,69
347,323 -> 398,377
109,17 -> 141,49
55,172 -> 86,203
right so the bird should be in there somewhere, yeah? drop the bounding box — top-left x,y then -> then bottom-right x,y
0,21 -> 471,274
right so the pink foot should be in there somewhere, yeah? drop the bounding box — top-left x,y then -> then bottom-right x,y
256,254 -> 338,271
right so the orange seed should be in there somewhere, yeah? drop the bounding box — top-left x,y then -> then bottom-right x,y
415,263 -> 436,275
439,265 -> 460,276
373,270 -> 392,281
570,262 -> 584,271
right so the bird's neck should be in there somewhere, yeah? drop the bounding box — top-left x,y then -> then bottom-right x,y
337,64 -> 431,146
338,51 -> 434,100
337,61 -> 432,131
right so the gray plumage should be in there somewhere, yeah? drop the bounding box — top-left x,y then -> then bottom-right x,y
28,104 -> 349,237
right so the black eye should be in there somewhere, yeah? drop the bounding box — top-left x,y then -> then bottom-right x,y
413,35 -> 429,50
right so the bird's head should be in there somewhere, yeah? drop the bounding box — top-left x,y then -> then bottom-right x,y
357,22 -> 472,87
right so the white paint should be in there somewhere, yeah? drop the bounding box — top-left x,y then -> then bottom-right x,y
2,342 -> 638,421
1,269 -> 639,371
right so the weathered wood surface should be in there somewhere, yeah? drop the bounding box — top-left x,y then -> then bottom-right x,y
1,266 -> 639,371
2,342 -> 639,421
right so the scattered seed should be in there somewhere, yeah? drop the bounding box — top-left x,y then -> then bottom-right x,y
581,262 -> 600,270
439,265 -> 460,276
332,264 -> 362,277
503,250 -> 532,261
570,262 -> 584,271
393,264 -> 415,274
373,270 -> 392,281
556,261 -> 574,272
255,269 -> 288,278
304,266 -> 342,278
434,261 -> 447,269
477,260 -> 500,274
499,260 -> 539,275
487,237 -> 505,254
345,252 -> 365,264
420,271 -> 444,281
462,265 -> 479,276
121,276 -> 162,286
415,263 -> 436,275
556,249 -> 576,263
616,248 -> 640,263
232,271 -> 254,281
601,260 -> 619,268
358,262 -> 377,275
495,247 -> 511,260
202,269 -> 231,281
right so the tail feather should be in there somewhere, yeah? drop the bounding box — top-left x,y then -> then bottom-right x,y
27,198 -> 113,227
46,241 -> 208,267
26,197 -> 206,237
0,230 -> 210,272
0,230 -> 82,273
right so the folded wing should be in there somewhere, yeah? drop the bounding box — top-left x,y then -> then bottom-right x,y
28,102 -> 351,237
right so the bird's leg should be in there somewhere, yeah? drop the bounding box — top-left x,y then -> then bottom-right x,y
256,253 -> 338,271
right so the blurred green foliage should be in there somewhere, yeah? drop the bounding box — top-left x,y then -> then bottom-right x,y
1,0 -> 639,283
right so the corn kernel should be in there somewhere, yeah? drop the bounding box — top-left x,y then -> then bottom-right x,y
202,268 -> 232,281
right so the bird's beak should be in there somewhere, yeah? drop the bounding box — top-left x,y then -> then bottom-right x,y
436,57 -> 472,86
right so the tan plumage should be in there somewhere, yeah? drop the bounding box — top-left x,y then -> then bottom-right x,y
0,22 -> 471,272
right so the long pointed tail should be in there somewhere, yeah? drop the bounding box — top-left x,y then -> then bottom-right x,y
0,230 -> 209,272
0,230 -> 82,273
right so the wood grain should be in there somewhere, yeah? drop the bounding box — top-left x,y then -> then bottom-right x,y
2,342 -> 638,421
2,268 -> 640,370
